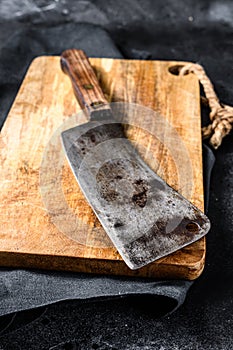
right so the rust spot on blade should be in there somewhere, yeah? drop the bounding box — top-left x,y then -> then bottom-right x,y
96,159 -> 149,208
132,179 -> 148,208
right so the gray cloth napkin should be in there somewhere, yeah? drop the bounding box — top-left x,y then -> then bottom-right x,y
0,270 -> 191,316
0,22 -> 214,318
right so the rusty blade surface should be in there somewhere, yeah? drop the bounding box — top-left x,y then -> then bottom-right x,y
61,120 -> 210,270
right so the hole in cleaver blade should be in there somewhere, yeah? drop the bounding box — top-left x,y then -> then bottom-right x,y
61,120 -> 210,270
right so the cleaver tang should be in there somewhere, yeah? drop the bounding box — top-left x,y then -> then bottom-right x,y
60,49 -> 210,270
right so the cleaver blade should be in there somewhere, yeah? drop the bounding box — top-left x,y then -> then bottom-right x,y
60,49 -> 210,270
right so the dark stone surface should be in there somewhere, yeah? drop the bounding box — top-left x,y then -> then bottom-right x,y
0,1 -> 233,349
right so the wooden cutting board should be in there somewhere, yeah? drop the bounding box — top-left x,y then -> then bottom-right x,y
0,56 -> 205,280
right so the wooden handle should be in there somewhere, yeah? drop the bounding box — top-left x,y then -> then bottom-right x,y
60,49 -> 112,121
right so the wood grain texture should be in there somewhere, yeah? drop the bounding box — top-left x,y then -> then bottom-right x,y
0,56 -> 205,280
61,49 -> 112,120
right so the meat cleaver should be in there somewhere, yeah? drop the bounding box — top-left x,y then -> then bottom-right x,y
60,49 -> 210,270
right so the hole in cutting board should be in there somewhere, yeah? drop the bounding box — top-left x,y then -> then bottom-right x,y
168,65 -> 189,76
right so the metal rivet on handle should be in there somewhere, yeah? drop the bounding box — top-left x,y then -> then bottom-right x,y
90,101 -> 105,109
83,84 -> 94,90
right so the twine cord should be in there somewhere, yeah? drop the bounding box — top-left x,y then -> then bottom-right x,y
179,64 -> 233,149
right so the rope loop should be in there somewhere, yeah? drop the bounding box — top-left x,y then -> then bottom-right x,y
179,63 -> 233,149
